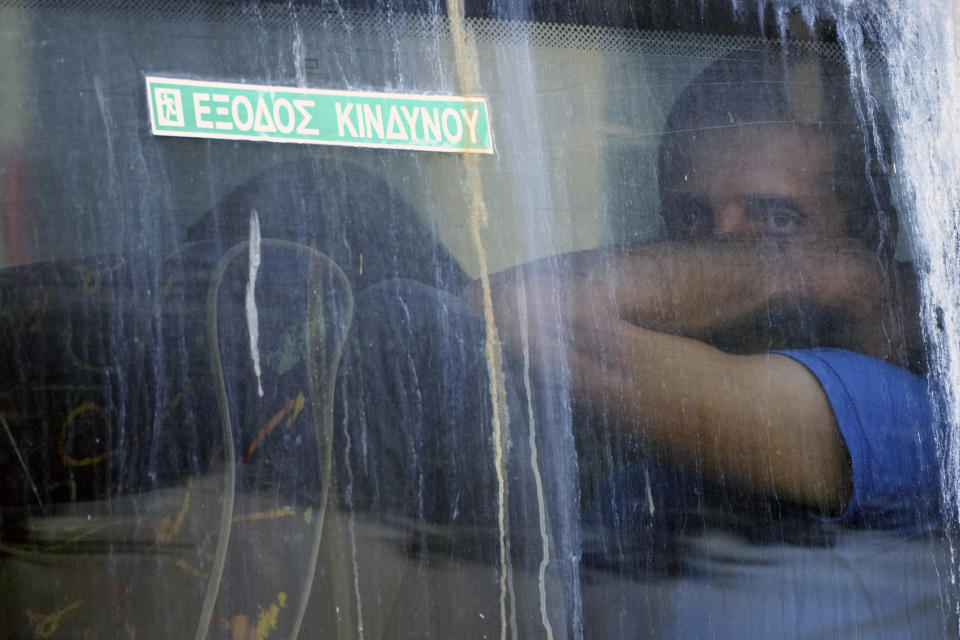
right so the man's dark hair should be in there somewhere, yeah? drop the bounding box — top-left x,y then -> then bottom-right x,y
657,47 -> 897,255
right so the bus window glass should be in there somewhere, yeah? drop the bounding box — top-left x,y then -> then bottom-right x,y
0,2 -> 957,638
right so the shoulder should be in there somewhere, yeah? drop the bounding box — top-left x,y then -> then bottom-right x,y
774,348 -> 940,530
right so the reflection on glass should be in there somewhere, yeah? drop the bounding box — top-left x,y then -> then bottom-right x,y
0,2 -> 955,639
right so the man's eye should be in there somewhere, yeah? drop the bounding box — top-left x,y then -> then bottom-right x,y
765,209 -> 802,233
750,199 -> 807,236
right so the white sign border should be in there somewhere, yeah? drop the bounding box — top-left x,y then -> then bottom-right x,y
145,76 -> 494,155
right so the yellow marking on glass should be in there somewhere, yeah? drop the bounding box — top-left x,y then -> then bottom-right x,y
255,592 -> 287,640
232,507 -> 297,523
59,394 -> 182,468
157,476 -> 194,543
175,558 -> 208,580
221,592 -> 287,640
73,265 -> 102,295
25,601 -> 83,639
446,2 -> 514,638
58,401 -> 111,467
242,392 -> 306,461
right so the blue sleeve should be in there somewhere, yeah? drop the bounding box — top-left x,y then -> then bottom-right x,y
774,348 -> 942,531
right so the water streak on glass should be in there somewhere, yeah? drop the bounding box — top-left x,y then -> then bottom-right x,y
0,1 -> 958,638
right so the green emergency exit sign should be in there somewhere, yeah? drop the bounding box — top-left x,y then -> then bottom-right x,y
146,77 -> 493,154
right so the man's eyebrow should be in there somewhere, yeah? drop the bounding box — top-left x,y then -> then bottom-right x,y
745,195 -> 809,217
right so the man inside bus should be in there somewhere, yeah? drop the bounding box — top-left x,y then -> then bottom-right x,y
183,45 -> 938,540
456,49 -> 936,533
453,50 -> 943,636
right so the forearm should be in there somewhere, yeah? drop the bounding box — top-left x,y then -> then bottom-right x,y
603,241 -> 799,335
471,239 -> 912,363
474,241 -> 807,339
545,315 -> 852,511
461,240 -> 882,511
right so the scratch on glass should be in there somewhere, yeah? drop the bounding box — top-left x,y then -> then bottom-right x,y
514,274 -> 555,640
247,209 -> 264,398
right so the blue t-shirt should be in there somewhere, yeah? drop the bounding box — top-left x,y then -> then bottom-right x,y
582,348 -> 947,639
588,349 -> 942,536
775,348 -> 941,531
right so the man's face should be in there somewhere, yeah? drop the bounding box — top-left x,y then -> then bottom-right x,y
661,124 -> 850,242
660,123 -> 854,352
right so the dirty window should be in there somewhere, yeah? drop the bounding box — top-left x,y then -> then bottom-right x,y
1,2 -> 957,638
